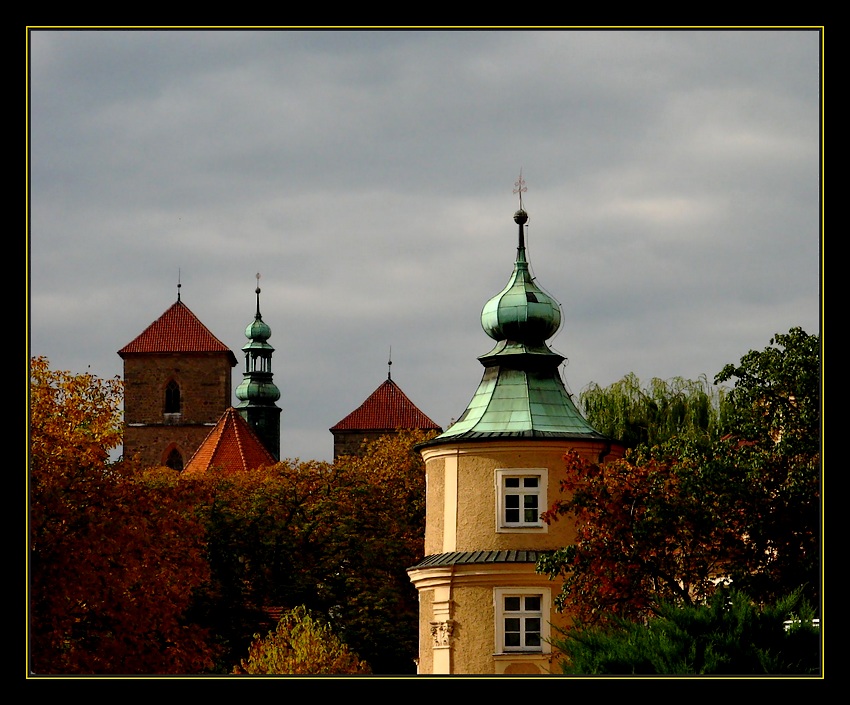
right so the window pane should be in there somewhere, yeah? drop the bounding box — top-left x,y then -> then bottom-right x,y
523,477 -> 538,488
525,632 -> 541,647
504,597 -> 521,612
525,618 -> 541,633
506,508 -> 519,522
505,477 -> 520,487
505,495 -> 519,508
524,596 -> 541,611
505,632 -> 521,647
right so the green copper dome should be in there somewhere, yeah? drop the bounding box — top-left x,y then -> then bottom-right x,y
423,206 -> 606,446
480,209 -> 562,345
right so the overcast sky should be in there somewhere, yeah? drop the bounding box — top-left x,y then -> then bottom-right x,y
28,28 -> 822,463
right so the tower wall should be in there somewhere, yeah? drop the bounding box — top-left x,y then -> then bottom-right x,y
122,352 -> 233,468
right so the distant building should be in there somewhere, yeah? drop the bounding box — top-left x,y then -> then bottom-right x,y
118,280 -> 281,470
118,291 -> 238,471
407,205 -> 625,675
330,366 -> 442,459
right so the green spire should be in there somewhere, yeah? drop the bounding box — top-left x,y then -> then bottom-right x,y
235,274 -> 281,459
427,197 -> 606,445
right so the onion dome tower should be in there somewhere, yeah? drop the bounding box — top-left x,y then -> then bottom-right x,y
422,207 -> 607,445
235,274 -> 281,460
407,176 -> 624,676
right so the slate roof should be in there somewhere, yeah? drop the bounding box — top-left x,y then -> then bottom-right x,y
118,299 -> 238,366
182,407 -> 276,476
330,378 -> 441,433
408,550 -> 543,570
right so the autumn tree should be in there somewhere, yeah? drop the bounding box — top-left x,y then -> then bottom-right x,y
29,357 -> 217,674
538,328 -> 820,625
182,429 -> 434,674
234,605 -> 371,675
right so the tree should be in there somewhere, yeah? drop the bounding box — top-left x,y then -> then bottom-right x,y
234,605 -> 371,675
713,327 -> 821,608
551,588 -> 820,675
29,357 -> 217,674
579,373 -> 724,450
538,328 -> 821,625
182,428 -> 434,674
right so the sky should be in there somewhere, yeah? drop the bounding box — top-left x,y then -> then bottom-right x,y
27,28 -> 822,464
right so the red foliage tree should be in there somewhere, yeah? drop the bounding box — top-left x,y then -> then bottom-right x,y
29,357 -> 218,674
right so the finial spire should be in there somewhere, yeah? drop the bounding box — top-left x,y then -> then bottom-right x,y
513,171 -> 528,251
177,268 -> 182,301
513,168 -> 527,211
388,346 -> 393,380
255,272 -> 262,318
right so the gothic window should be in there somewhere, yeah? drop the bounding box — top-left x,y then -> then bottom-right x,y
164,379 -> 181,414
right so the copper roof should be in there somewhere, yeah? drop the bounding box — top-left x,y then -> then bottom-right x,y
182,407 -> 276,476
330,378 -> 441,432
118,299 -> 237,365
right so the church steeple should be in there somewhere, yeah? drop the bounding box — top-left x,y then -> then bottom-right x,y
235,274 -> 282,460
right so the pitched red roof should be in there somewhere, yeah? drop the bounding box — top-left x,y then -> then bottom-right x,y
183,407 -> 276,476
330,378 -> 441,432
118,299 -> 237,365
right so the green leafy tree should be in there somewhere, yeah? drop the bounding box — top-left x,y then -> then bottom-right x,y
551,589 -> 820,675
234,605 -> 371,675
29,357 -> 217,674
580,373 -> 724,450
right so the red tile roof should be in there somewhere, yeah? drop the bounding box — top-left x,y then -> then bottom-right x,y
330,378 -> 441,432
182,407 -> 276,476
118,299 -> 237,365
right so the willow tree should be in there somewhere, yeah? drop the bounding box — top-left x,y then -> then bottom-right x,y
579,373 -> 726,450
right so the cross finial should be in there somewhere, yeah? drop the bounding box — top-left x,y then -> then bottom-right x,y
513,168 -> 527,210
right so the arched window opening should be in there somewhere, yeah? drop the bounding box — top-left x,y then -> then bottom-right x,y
165,379 -> 181,414
165,447 -> 183,472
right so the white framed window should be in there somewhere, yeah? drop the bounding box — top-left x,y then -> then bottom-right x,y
495,468 -> 547,532
494,587 -> 551,653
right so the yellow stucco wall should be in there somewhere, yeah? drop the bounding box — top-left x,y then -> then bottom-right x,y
411,437 -> 620,675
423,439 -> 614,555
409,563 -> 574,675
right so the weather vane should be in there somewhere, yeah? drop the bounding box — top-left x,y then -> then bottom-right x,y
513,169 -> 527,210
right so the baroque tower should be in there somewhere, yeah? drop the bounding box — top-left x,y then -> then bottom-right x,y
407,182 -> 624,675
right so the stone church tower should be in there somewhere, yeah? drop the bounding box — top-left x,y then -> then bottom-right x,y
118,286 -> 237,470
